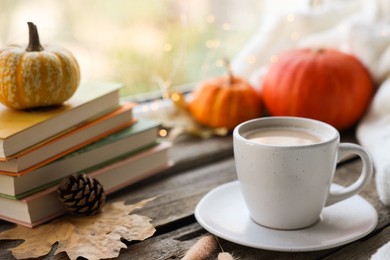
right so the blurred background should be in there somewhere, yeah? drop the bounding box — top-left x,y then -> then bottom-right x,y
0,0 -> 308,98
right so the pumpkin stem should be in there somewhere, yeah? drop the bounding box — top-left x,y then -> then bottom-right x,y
313,48 -> 325,54
222,58 -> 234,85
26,22 -> 44,52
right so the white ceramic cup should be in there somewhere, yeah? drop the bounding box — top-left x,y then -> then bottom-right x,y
233,117 -> 373,230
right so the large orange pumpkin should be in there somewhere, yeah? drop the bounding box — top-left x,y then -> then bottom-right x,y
189,71 -> 261,130
0,22 -> 80,110
261,48 -> 374,130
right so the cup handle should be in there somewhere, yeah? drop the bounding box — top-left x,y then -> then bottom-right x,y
325,143 -> 373,206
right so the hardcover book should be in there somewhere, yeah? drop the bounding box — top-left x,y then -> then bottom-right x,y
0,103 -> 135,172
0,119 -> 161,198
0,81 -> 122,158
0,142 -> 172,227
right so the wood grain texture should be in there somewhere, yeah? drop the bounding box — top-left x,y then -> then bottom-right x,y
0,133 -> 388,260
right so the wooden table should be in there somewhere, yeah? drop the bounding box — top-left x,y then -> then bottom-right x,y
0,131 -> 389,259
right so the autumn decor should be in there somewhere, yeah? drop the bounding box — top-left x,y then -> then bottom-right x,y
0,198 -> 156,260
261,48 -> 374,130
182,235 -> 217,260
182,234 -> 235,260
0,22 -> 80,110
189,60 -> 262,131
57,174 -> 106,216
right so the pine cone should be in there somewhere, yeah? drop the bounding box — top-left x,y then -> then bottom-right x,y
57,174 -> 106,216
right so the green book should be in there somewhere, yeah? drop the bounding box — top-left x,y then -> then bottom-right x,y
0,141 -> 171,227
0,119 -> 161,199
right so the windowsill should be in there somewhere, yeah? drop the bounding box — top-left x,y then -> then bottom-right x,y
121,82 -> 197,104
124,83 -> 234,174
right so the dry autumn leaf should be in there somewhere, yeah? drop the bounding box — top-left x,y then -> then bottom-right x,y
0,198 -> 156,260
149,92 -> 228,140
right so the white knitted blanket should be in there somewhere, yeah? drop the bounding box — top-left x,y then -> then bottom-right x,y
231,0 -> 390,257
232,0 -> 390,204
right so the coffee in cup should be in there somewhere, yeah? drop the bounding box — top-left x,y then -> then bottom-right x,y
233,117 -> 373,230
246,127 -> 322,146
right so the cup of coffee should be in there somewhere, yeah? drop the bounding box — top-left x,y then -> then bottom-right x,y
233,116 -> 373,230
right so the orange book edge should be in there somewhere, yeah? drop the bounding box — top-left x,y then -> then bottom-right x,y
0,103 -> 136,176
0,102 -> 136,160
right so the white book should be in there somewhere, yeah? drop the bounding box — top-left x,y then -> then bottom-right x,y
0,119 -> 160,198
0,142 -> 171,227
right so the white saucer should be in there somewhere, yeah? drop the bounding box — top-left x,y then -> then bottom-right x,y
195,181 -> 378,252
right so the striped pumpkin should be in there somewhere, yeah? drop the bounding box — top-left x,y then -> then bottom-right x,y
189,75 -> 262,130
0,22 -> 80,110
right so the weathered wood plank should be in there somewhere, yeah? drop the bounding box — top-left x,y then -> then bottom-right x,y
111,158 -> 238,227
321,226 -> 390,260
0,133 -> 386,260
112,158 -> 387,259
164,134 -> 234,174
112,138 -> 387,259
117,223 -> 204,260
112,155 -> 386,230
120,220 -> 373,260
123,224 -> 390,260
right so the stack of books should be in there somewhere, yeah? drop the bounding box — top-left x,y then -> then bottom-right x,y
0,82 -> 171,227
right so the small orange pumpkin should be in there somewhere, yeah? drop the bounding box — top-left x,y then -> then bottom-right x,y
261,48 -> 374,130
189,63 -> 261,130
0,22 -> 80,110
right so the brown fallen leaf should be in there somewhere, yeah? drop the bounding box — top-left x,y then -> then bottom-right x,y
147,92 -> 228,140
0,197 -> 156,260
